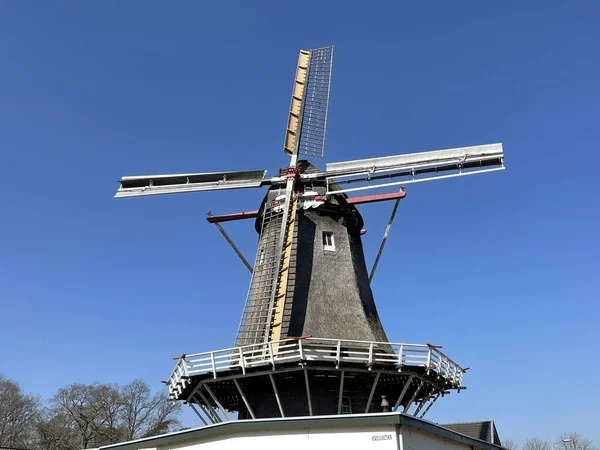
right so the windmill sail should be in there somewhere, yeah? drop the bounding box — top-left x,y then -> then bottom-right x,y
235,199 -> 285,345
321,143 -> 504,194
284,46 -> 334,159
236,47 -> 335,346
296,46 -> 334,158
115,170 -> 268,198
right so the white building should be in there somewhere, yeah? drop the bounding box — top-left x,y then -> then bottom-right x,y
100,412 -> 504,450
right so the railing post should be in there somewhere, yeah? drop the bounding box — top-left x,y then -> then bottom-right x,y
268,342 -> 276,369
398,345 -> 404,367
181,357 -> 189,377
298,338 -> 304,360
336,340 -> 341,368
210,352 -> 216,379
368,342 -> 373,369
176,364 -> 184,395
426,347 -> 432,373
238,347 -> 246,375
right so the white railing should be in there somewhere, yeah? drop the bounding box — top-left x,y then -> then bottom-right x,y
167,337 -> 466,399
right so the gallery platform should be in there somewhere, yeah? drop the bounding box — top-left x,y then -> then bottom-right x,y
166,337 -> 467,423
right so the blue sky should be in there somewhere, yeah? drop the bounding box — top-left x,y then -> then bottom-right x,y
1,1 -> 599,445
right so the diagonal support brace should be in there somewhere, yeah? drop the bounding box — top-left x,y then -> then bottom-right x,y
369,188 -> 404,283
207,211 -> 253,273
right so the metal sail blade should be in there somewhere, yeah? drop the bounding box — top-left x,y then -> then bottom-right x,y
283,46 -> 334,159
320,143 -> 504,194
115,170 -> 268,198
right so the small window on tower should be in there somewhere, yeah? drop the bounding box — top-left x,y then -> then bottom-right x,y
258,247 -> 265,265
322,231 -> 335,251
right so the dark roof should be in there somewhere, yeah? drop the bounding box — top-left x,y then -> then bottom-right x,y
442,421 -> 501,445
102,412 -> 505,450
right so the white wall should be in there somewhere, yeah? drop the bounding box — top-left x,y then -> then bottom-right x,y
166,424 -> 399,450
133,422 -> 488,450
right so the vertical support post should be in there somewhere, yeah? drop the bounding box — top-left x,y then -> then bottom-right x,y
368,343 -> 374,368
299,338 -> 305,360
426,348 -> 432,375
188,402 -> 208,426
304,369 -> 313,416
336,340 -> 341,368
365,373 -> 381,413
268,341 -> 276,369
239,347 -> 246,375
337,371 -> 345,415
269,373 -> 285,417
403,379 -> 424,414
233,379 -> 256,419
203,384 -> 231,421
398,345 -> 404,367
210,352 -> 217,379
393,375 -> 414,411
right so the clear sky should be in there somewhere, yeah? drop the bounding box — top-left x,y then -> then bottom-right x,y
1,1 -> 599,445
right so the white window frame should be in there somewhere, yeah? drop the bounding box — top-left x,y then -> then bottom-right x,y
323,231 -> 335,251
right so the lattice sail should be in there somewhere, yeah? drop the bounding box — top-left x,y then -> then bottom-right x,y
235,201 -> 284,346
284,46 -> 334,158
297,46 -> 334,158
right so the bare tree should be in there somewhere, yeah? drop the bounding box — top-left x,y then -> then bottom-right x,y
0,374 -> 40,448
557,433 -> 597,450
503,439 -> 519,450
139,390 -> 181,438
39,382 -> 124,449
37,411 -> 81,450
119,379 -> 181,440
39,380 -> 181,450
523,438 -> 551,450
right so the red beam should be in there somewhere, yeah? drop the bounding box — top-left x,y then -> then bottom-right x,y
206,210 -> 259,223
346,191 -> 406,205
206,191 -> 406,223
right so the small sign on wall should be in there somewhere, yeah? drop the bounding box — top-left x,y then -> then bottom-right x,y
372,434 -> 393,441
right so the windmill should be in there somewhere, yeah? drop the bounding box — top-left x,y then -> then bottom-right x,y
115,46 -> 504,423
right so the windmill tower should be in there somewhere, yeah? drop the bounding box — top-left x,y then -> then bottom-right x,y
115,46 -> 504,423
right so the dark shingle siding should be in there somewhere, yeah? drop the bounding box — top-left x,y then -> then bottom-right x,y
442,421 -> 501,445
